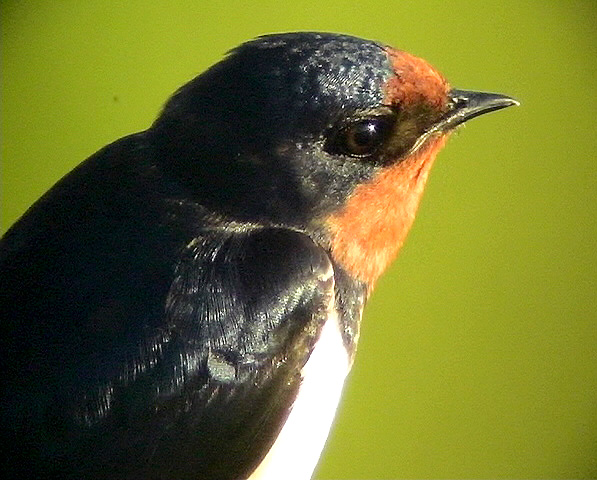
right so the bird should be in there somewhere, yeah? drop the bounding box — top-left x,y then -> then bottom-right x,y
0,32 -> 518,480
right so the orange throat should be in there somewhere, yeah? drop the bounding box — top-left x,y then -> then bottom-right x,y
328,135 -> 448,287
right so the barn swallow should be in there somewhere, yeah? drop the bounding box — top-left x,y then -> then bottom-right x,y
0,32 -> 518,479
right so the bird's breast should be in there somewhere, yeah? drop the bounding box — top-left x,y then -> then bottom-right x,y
248,299 -> 350,480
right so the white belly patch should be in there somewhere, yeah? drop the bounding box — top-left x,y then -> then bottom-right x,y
248,307 -> 350,480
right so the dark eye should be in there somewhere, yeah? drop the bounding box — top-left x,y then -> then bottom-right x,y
326,116 -> 395,158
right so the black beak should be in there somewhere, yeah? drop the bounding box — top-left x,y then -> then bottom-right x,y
438,89 -> 520,131
408,89 -> 518,155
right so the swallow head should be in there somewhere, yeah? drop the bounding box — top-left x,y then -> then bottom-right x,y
151,32 -> 517,287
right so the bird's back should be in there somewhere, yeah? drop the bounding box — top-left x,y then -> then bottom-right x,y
0,132 -> 361,479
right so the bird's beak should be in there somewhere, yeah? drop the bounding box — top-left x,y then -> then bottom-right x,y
408,89 -> 518,155
437,89 -> 520,132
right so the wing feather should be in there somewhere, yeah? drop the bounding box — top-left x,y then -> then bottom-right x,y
2,221 -> 335,480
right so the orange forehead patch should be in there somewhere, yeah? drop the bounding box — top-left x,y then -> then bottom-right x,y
327,135 -> 448,287
384,48 -> 450,109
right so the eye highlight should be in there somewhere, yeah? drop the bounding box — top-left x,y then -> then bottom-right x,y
325,114 -> 396,158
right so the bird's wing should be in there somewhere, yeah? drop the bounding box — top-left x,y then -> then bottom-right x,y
2,222 -> 336,479
153,227 -> 336,478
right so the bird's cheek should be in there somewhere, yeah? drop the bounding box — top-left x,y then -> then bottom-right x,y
326,135 -> 449,287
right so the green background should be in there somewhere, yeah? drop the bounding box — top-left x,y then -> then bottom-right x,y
2,1 -> 596,478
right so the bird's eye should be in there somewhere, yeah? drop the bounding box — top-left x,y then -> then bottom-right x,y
326,116 -> 395,158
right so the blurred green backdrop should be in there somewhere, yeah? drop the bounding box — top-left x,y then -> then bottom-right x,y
2,1 -> 596,478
